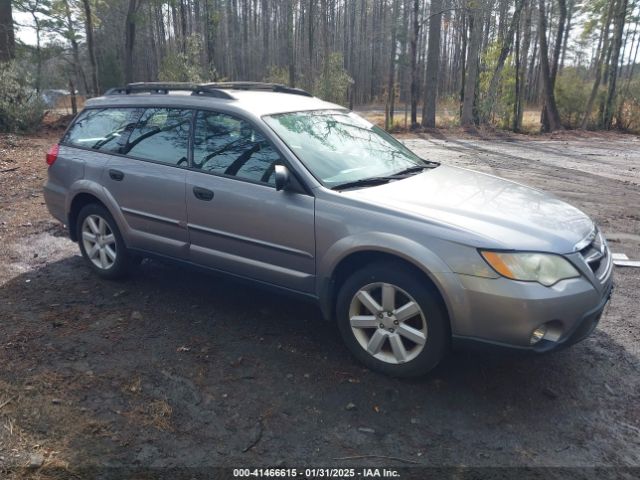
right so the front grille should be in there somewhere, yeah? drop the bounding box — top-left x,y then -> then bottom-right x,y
578,228 -> 611,282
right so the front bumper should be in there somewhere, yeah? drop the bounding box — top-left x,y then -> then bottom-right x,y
452,280 -> 613,353
449,259 -> 614,353
554,282 -> 613,349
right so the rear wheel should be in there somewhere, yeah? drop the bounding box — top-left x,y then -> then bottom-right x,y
336,262 -> 448,377
76,204 -> 131,280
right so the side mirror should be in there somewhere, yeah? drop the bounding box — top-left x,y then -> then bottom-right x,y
274,164 -> 290,191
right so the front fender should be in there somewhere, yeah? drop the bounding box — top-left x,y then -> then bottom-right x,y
317,232 -> 469,331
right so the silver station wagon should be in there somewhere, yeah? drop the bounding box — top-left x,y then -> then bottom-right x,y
44,82 -> 613,377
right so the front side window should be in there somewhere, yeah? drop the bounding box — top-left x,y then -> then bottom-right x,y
263,110 -> 430,187
63,108 -> 142,153
123,108 -> 192,166
193,111 -> 281,186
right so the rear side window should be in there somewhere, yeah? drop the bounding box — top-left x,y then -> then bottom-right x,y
193,111 -> 281,185
63,108 -> 142,153
122,108 -> 192,166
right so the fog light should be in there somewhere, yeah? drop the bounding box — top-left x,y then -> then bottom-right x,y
530,325 -> 547,345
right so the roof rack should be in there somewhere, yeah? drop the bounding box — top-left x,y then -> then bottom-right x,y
104,82 -> 234,99
104,81 -> 313,99
200,82 -> 313,97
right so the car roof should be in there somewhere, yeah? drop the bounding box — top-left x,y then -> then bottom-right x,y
85,89 -> 345,117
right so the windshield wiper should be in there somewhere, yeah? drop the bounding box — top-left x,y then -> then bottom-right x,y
331,162 -> 440,191
331,176 -> 394,191
389,165 -> 428,177
390,163 -> 439,177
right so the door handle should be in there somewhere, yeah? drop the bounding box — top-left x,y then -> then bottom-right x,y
109,169 -> 124,181
193,186 -> 214,201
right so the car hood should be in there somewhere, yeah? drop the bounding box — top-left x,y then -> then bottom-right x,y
342,165 -> 593,253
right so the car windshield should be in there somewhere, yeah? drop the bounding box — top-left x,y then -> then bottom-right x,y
263,110 -> 434,188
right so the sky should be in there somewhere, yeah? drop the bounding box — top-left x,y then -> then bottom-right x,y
14,11 -> 39,45
13,10 -> 65,46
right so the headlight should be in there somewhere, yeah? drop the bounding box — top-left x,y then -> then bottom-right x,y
479,251 -> 580,286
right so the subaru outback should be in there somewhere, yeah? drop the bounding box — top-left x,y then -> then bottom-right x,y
43,82 -> 613,377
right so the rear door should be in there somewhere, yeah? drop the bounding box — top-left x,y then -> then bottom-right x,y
186,110 -> 316,292
102,107 -> 192,259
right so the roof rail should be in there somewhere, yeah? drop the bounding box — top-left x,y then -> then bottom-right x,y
104,81 -> 313,99
200,82 -> 313,97
105,82 -> 235,99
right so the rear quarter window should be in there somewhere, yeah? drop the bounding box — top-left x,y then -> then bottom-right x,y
63,108 -> 143,153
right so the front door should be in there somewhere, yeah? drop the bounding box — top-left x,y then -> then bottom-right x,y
186,110 -> 315,292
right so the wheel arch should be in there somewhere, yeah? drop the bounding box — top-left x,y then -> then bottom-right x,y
67,181 -> 125,243
68,192 -> 110,241
319,246 -> 453,334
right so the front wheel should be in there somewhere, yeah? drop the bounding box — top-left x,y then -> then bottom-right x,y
76,204 -> 132,280
336,263 -> 449,377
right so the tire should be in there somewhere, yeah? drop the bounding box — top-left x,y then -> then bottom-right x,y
76,203 -> 132,280
336,262 -> 449,377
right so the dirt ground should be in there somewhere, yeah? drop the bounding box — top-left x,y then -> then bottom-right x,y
0,129 -> 639,478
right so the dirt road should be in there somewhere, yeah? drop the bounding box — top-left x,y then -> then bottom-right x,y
0,131 -> 639,477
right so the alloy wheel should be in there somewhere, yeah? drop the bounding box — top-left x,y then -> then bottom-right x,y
81,214 -> 117,270
348,282 -> 427,364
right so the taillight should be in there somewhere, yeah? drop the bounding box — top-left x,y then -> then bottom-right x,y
46,144 -> 59,166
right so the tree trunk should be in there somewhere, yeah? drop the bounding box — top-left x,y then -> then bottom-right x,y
62,0 -> 88,94
551,0 -> 566,83
621,22 -> 640,103
526,25 -> 538,102
497,0 -> 509,44
398,0 -> 409,104
581,0 -> 614,128
409,0 -> 420,127
287,0 -> 295,87
69,79 -> 77,115
541,0 -> 566,131
0,0 -> 14,63
31,12 -> 42,93
461,3 -> 483,127
514,0 -> 531,132
308,0 -> 314,75
180,0 -> 188,53
385,0 -> 400,131
422,0 -> 442,128
321,0 -> 329,88
482,0 -> 524,124
513,5 -> 521,131
537,0 -> 562,132
603,0 -> 628,129
459,13 -> 467,117
82,0 -> 99,95
124,0 -> 143,84
262,0 -> 269,68
559,0 -> 575,72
